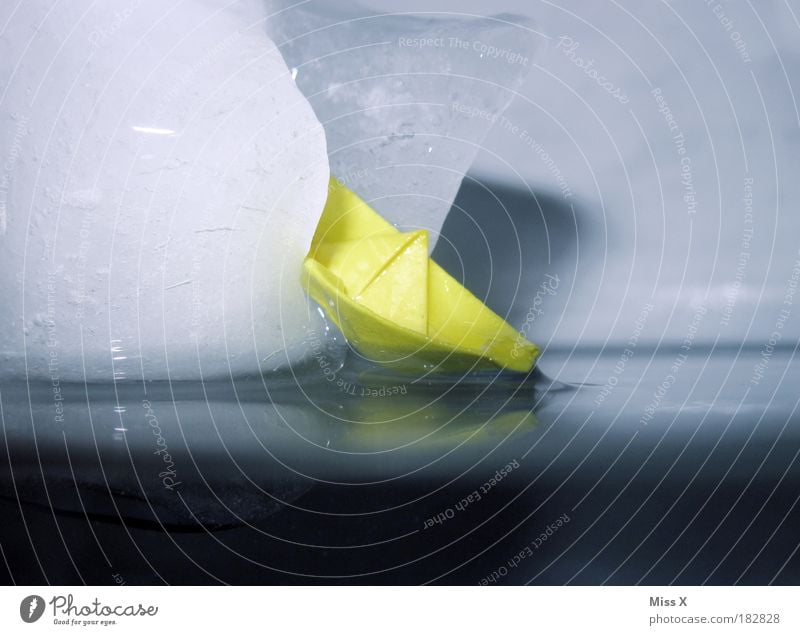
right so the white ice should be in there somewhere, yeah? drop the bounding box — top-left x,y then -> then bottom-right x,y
0,0 -> 330,381
268,3 -> 539,247
0,1 -> 538,382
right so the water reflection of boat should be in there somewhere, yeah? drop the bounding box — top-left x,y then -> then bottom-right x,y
0,366 -> 551,529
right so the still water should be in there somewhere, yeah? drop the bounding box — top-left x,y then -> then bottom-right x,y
1,345 -> 798,584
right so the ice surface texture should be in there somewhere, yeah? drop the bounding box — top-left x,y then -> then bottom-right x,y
268,2 -> 539,247
0,0 -> 329,381
0,1 -> 539,382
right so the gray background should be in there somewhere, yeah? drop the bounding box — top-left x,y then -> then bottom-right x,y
357,0 -> 800,351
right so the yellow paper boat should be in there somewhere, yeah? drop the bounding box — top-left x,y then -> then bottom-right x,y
301,178 -> 540,373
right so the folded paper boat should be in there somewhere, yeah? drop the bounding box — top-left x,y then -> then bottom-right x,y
302,178 -> 540,373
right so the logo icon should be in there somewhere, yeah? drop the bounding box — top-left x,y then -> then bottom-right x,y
20,595 -> 45,623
